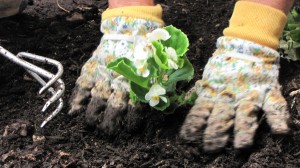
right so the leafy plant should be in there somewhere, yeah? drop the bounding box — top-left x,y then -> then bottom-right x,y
280,8 -> 300,61
107,25 -> 196,111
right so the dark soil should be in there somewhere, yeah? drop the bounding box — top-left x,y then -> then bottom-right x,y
1,0 -> 300,167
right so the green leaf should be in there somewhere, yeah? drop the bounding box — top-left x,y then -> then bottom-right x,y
177,58 -> 185,68
280,8 -> 300,61
162,25 -> 189,57
164,55 -> 194,92
129,90 -> 138,104
185,92 -> 198,105
291,8 -> 300,22
107,58 -> 150,88
161,94 -> 181,114
286,47 -> 300,61
147,58 -> 159,78
292,42 -> 300,48
290,29 -> 300,42
173,92 -> 189,106
130,82 -> 149,103
152,97 -> 170,111
288,12 -> 295,23
162,91 -> 196,114
287,23 -> 299,31
152,41 -> 169,69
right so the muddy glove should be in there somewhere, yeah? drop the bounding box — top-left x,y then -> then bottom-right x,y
68,5 -> 164,135
180,1 -> 290,151
0,0 -> 27,18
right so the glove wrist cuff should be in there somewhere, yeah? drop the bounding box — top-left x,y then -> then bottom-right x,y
102,4 -> 164,24
223,1 -> 287,49
215,37 -> 280,64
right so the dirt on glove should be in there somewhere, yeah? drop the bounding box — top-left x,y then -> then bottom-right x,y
1,0 -> 300,167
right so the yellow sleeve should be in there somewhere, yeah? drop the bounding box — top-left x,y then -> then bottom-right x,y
102,4 -> 164,25
223,1 -> 287,49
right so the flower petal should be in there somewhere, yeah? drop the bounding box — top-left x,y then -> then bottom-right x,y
149,98 -> 159,107
134,59 -> 146,67
151,84 -> 166,96
134,43 -> 149,60
160,96 -> 168,103
145,92 -> 152,101
147,28 -> 171,42
165,47 -> 177,61
142,69 -> 150,77
168,60 -> 178,70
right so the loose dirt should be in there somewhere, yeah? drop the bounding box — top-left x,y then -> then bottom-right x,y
1,0 -> 300,167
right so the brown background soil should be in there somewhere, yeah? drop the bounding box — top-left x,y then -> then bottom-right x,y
1,0 -> 300,167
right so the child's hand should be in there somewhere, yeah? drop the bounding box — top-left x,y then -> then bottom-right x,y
180,37 -> 290,152
68,7 -> 163,135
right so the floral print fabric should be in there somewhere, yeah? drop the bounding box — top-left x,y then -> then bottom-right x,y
181,36 -> 290,151
77,16 -> 162,89
199,36 -> 281,103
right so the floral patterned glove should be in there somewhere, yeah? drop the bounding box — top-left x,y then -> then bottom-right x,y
68,6 -> 163,135
180,37 -> 290,151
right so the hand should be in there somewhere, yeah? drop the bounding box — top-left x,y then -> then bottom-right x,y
180,37 -> 290,151
68,14 -> 163,135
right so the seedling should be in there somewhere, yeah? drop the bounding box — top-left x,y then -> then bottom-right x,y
107,26 -> 196,112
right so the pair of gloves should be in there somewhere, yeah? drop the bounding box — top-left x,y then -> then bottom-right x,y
68,2 -> 290,152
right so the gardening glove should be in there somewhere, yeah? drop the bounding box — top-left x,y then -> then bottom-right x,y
68,5 -> 164,135
180,1 -> 290,151
0,0 -> 27,18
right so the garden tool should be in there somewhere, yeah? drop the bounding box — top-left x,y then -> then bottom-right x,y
0,45 -> 65,127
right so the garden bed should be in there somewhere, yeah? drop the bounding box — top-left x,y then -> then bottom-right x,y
1,0 -> 300,167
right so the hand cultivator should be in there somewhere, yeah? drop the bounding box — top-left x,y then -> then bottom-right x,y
0,46 -> 65,127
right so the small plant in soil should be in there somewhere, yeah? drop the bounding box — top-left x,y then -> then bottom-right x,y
107,25 -> 196,112
280,7 -> 300,61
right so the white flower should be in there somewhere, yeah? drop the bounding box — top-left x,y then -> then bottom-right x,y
146,28 -> 171,42
168,60 -> 178,70
133,43 -> 151,77
134,43 -> 150,60
165,47 -> 178,69
145,84 -> 168,107
136,63 -> 150,77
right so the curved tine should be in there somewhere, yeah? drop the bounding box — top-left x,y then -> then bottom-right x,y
27,71 -> 65,127
27,70 -> 65,110
42,79 -> 65,112
25,67 -> 65,112
0,47 -> 55,79
40,98 -> 63,128
17,52 -> 63,94
0,46 -> 65,127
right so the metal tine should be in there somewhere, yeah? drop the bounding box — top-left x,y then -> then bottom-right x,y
40,98 -> 63,128
0,46 -> 60,83
17,52 -> 63,94
25,68 -> 65,112
0,46 -> 65,127
27,70 -> 64,127
42,79 -> 64,112
6,49 -> 64,110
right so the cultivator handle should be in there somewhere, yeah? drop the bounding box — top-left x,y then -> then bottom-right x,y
0,45 -> 65,127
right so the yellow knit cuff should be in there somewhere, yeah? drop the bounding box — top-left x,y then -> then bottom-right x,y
102,4 -> 164,24
223,1 -> 287,49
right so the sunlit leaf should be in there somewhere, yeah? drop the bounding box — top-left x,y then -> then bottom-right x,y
162,25 -> 189,57
164,56 -> 194,92
107,58 -> 150,88
152,41 -> 169,69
